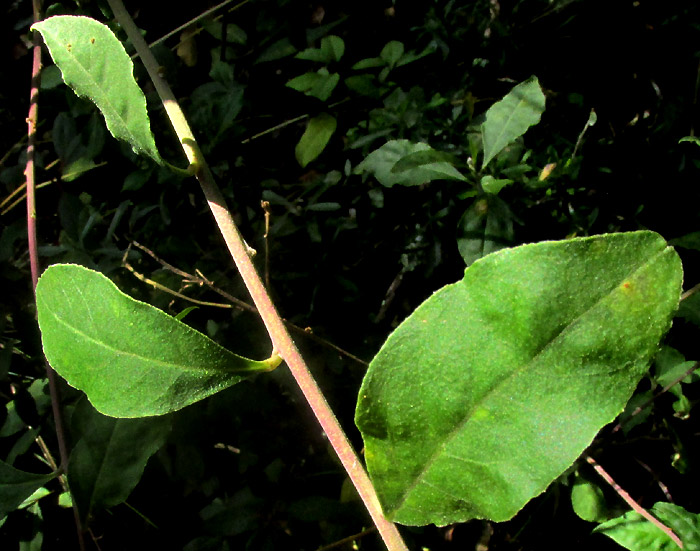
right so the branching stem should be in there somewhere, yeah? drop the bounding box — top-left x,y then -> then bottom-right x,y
107,1 -> 406,549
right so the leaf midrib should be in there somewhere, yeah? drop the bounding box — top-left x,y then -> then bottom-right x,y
391,246 -> 667,514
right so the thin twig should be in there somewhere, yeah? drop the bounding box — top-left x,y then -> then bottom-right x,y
142,0 -> 249,53
585,455 -> 683,549
127,241 -> 369,366
122,245 -> 232,308
27,3 -> 85,549
611,361 -> 700,434
680,282 -> 700,301
315,527 -> 377,551
107,3 -> 403,548
261,200 -> 271,290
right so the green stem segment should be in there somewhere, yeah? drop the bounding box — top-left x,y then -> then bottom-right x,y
106,2 -> 408,549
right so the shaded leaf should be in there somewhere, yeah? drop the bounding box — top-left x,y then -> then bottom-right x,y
380,41 -> 404,67
32,16 -> 164,165
69,400 -> 171,522
0,460 -> 56,520
286,69 -> 339,101
357,140 -> 467,187
456,196 -> 514,266
36,264 -> 277,417
482,76 -> 546,168
295,113 -> 337,168
355,231 -> 682,525
595,502 -> 700,551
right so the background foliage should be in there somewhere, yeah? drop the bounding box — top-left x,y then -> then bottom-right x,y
2,0 -> 700,549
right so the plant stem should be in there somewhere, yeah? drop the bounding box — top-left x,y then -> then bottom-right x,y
585,455 -> 683,548
107,2 -> 407,549
27,2 -> 85,549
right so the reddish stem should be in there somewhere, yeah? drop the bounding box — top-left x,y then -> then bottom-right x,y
26,3 -> 85,549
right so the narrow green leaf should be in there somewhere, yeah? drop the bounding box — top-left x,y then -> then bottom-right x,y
355,231 -> 682,525
295,113 -> 337,168
357,140 -> 467,187
32,16 -> 164,165
482,76 -> 546,168
595,502 -> 700,551
69,400 -> 170,522
36,264 -> 275,417
0,460 -> 56,520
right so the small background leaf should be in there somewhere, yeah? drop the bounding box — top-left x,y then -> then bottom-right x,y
482,76 -> 546,168
356,231 -> 682,526
36,264 -> 272,417
32,16 -> 164,165
356,140 -> 467,187
295,113 -> 337,168
0,460 -> 56,520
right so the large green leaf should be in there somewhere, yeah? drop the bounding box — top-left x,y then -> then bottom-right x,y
0,460 -> 56,520
357,140 -> 467,187
68,400 -> 170,522
36,264 -> 277,418
594,502 -> 700,550
32,16 -> 164,165
481,76 -> 546,168
355,231 -> 682,525
295,113 -> 337,168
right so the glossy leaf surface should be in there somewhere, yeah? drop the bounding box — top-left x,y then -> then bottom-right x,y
36,264 -> 275,417
32,16 -> 164,164
481,76 -> 545,168
356,231 -> 682,525
69,400 -> 170,522
594,502 -> 700,550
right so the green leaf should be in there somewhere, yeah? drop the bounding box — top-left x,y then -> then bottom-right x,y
356,140 -> 467,187
355,231 -> 682,525
36,264 -> 276,417
481,76 -> 546,168
69,400 -> 170,522
595,502 -> 700,550
295,113 -> 337,168
0,460 -> 56,520
380,41 -> 405,67
296,35 -> 345,63
286,69 -> 339,101
32,16 -> 164,165
480,174 -> 514,194
456,196 -> 514,266
570,474 -> 608,522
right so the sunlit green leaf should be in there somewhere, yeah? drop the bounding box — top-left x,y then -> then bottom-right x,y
595,502 -> 700,550
570,474 -> 608,522
295,113 -> 337,168
36,264 -> 277,418
32,16 -> 164,165
356,231 -> 682,525
482,76 -> 546,168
